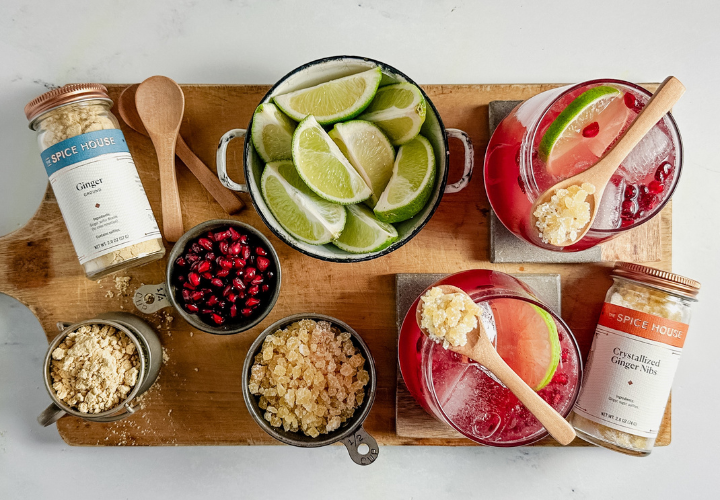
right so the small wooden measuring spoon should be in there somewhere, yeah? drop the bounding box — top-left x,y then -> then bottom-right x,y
118,85 -> 244,215
416,284 -> 576,445
135,76 -> 186,242
530,76 -> 686,247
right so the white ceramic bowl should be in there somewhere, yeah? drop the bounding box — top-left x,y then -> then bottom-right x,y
217,56 -> 474,262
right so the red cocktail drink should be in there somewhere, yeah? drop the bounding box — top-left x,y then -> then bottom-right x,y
484,80 -> 682,251
398,270 -> 582,446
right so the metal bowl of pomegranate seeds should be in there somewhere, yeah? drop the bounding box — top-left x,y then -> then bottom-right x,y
242,313 -> 379,466
167,219 -> 282,335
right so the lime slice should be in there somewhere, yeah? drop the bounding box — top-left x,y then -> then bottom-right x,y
261,160 -> 346,245
332,204 -> 398,253
359,83 -> 426,145
539,86 -> 624,172
251,103 -> 297,162
272,68 -> 382,125
328,120 -> 395,208
291,115 -> 372,205
373,135 -> 435,223
492,299 -> 561,391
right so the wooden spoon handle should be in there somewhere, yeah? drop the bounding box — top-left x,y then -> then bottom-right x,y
601,76 -> 685,171
154,134 -> 184,242
483,354 -> 576,445
175,136 -> 245,215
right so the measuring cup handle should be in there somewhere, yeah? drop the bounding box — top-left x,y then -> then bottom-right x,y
341,426 -> 379,466
216,129 -> 249,193
444,128 -> 474,194
38,403 -> 66,427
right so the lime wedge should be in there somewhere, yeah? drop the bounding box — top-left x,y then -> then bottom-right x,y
492,299 -> 561,391
359,83 -> 426,145
373,135 -> 435,223
251,103 -> 297,162
272,68 -> 382,125
261,160 -> 346,245
328,120 -> 395,208
291,115 -> 372,205
333,204 -> 398,253
539,86 -> 622,164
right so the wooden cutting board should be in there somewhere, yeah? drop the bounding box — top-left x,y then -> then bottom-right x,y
0,83 -> 672,446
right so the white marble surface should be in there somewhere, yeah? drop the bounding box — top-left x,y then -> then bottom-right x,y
1,1 -> 719,498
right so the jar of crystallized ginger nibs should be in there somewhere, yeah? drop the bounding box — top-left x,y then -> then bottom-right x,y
25,84 -> 165,279
571,262 -> 700,456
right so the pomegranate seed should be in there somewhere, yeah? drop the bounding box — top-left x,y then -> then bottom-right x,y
205,252 -> 216,262
198,238 -> 213,251
197,261 -> 211,274
248,285 -> 260,296
229,242 -> 242,255
261,284 -> 270,293
175,256 -> 187,267
244,267 -> 257,283
211,278 -> 224,288
655,161 -> 672,182
245,297 -> 260,308
186,253 -> 200,263
233,258 -> 246,269
217,269 -> 230,278
191,243 -> 203,254
232,277 -> 246,290
230,304 -> 238,318
256,256 -> 270,271
223,285 -> 232,297
211,313 -> 225,325
266,271 -> 275,280
582,121 -> 599,138
251,275 -> 264,285
228,227 -> 241,241
228,293 -> 238,303
182,289 -> 192,302
256,246 -> 268,256
239,235 -> 248,244
621,200 -> 637,217
186,303 -> 199,313
214,230 -> 230,241
220,258 -> 233,270
183,282 -> 197,290
639,193 -> 659,211
206,231 -> 216,241
242,246 -> 251,260
201,308 -> 213,315
219,241 -> 230,255
648,180 -> 664,194
188,272 -> 201,287
241,308 -> 253,317
201,272 -> 213,280
624,92 -> 644,112
624,184 -> 639,200
206,295 -> 219,307
190,260 -> 200,272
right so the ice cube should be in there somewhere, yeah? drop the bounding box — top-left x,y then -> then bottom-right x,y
592,177 -> 625,230
618,126 -> 672,183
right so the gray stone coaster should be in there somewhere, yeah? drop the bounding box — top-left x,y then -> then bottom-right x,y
487,100 -> 602,263
395,272 -> 561,333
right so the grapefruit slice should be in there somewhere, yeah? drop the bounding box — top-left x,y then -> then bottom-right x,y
539,86 -> 631,179
491,298 -> 561,391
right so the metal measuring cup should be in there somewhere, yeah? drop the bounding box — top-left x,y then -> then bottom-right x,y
38,312 -> 162,427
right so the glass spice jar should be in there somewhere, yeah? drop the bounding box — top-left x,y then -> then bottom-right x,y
25,84 -> 165,279
571,262 -> 700,456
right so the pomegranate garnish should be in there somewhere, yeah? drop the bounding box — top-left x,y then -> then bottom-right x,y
623,92 -> 644,113
256,247 -> 267,256
183,282 -> 197,290
223,285 -> 232,297
232,277 -> 246,290
244,267 -> 257,283
239,235 -> 248,244
206,295 -> 219,307
186,304 -> 199,313
245,297 -> 260,308
211,278 -> 224,288
201,272 -> 212,280
197,261 -> 211,274
582,122 -> 599,138
227,227 -> 241,241
230,304 -> 238,318
205,252 -> 216,261
186,253 -> 200,263
251,276 -> 264,286
229,242 -> 242,256
621,200 -> 637,217
211,313 -> 225,325
266,271 -> 275,280
228,293 -> 238,303
242,246 -> 251,260
191,291 -> 204,302
248,285 -> 260,296
175,256 -> 187,267
648,180 -> 664,194
624,184 -> 639,200
233,258 -> 246,269
188,272 -> 201,287
198,238 -> 213,251
221,258 -> 234,270
241,308 -> 253,317
261,284 -> 270,293
256,256 -> 270,271
214,230 -> 230,241
216,269 -> 230,278
219,241 -> 230,255
182,289 -> 192,302
655,161 -> 672,182
201,308 -> 213,315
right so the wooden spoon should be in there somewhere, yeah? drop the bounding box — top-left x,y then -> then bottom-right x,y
530,76 -> 686,247
118,85 -> 244,215
416,285 -> 577,445
135,76 -> 186,242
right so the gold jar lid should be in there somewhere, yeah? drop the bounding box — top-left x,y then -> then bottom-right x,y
24,83 -> 112,124
612,261 -> 701,299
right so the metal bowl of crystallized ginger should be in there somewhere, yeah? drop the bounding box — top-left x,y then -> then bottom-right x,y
241,313 -> 379,466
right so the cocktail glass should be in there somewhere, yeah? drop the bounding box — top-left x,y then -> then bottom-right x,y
484,79 -> 682,251
398,270 -> 583,446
